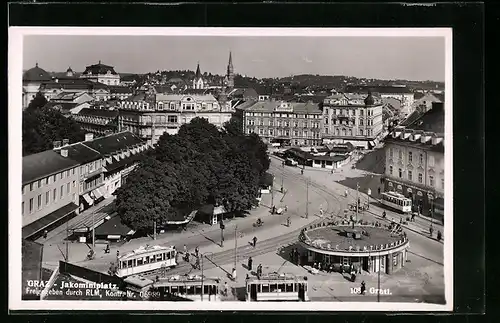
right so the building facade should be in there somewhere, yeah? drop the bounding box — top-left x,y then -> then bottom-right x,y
83,131 -> 148,198
382,103 -> 445,222
39,79 -> 111,102
345,85 -> 415,112
22,150 -> 81,240
73,108 -> 119,136
192,63 -> 205,90
80,61 -> 120,86
53,136 -> 106,212
321,92 -> 384,149
118,89 -> 233,145
242,100 -> 323,146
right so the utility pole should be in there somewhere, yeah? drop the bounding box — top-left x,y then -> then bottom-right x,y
354,182 -> 359,228
92,195 -> 95,251
281,162 -> 284,192
234,225 -> 238,272
271,181 -> 274,210
201,254 -> 204,302
305,177 -> 309,219
66,217 -> 69,262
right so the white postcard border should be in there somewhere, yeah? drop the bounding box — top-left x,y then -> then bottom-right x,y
9,27 -> 453,312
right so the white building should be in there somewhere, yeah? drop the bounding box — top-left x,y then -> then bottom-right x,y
22,63 -> 53,109
80,61 -> 120,86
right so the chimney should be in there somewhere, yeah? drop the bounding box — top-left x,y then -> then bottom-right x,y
85,133 -> 94,141
62,139 -> 69,146
60,149 -> 68,157
53,141 -> 62,149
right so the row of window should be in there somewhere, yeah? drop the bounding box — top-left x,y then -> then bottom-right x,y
246,112 -> 321,119
121,251 -> 175,268
390,148 -> 436,167
22,168 -> 77,194
22,181 -> 77,216
247,119 -> 321,128
81,160 -> 102,176
324,107 -> 379,117
326,118 -> 379,126
325,127 -> 376,137
82,176 -> 103,192
248,128 -> 321,138
389,166 -> 444,188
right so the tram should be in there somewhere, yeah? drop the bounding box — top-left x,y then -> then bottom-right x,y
152,275 -> 222,301
245,273 -> 309,302
380,191 -> 412,213
115,245 -> 177,278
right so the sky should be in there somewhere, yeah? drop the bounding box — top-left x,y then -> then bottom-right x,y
23,35 -> 445,82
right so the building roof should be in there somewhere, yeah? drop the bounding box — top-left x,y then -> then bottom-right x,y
54,143 -> 102,164
83,131 -> 144,155
40,79 -> 109,91
156,93 -> 218,102
77,108 -> 119,118
82,62 -> 118,75
183,89 -> 209,95
108,86 -> 133,94
23,64 -> 52,82
94,215 -> 134,236
166,77 -> 187,84
228,88 -> 259,99
105,153 -> 144,173
45,102 -> 79,111
399,110 -> 423,127
405,103 -> 444,133
245,101 -> 321,114
23,150 -> 80,184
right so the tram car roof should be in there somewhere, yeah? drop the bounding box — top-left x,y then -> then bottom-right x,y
246,273 -> 308,284
383,191 -> 410,199
119,245 -> 175,261
153,275 -> 221,286
124,276 -> 155,289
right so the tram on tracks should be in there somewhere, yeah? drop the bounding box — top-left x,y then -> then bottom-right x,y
245,273 -> 309,302
115,245 -> 177,278
152,275 -> 222,301
380,191 -> 412,213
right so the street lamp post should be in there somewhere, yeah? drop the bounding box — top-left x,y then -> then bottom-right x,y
367,188 -> 371,210
220,218 -> 225,247
305,177 -> 309,219
200,252 -> 214,302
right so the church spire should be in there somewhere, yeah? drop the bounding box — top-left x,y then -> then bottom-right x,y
195,62 -> 202,78
228,51 -> 233,68
226,51 -> 234,89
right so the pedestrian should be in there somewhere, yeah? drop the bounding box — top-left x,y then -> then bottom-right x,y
382,211 -> 386,218
248,257 -> 253,271
284,205 -> 288,212
195,257 -> 200,269
340,264 -> 344,274
400,217 -> 403,224
319,208 -> 324,217
429,225 -> 434,237
232,268 -> 237,281
183,244 -> 187,254
286,217 -> 291,227
252,236 -> 258,248
43,229 -> 48,239
257,264 -> 262,279
271,205 -> 276,214
411,213 -> 415,222
378,187 -> 381,195
195,246 -> 199,258
224,282 -> 229,296
437,230 -> 442,241
360,281 -> 366,295
116,250 -> 120,258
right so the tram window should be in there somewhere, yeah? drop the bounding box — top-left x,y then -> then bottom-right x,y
146,256 -> 151,264
122,261 -> 127,268
277,283 -> 285,292
204,286 -> 210,295
166,252 -> 171,260
128,260 -> 133,267
186,286 -> 194,295
294,283 -> 299,292
195,286 -> 202,295
262,284 -> 270,292
164,286 -> 170,293
285,283 -> 293,292
270,284 -> 278,292
179,286 -> 186,294
171,286 -> 178,294
156,254 -> 163,262
150,255 -> 156,263
137,258 -> 143,266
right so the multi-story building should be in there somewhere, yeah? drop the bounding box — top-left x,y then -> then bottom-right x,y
382,102 -> 445,222
22,63 -> 53,109
241,100 -> 323,146
118,88 -> 233,145
22,149 -> 80,240
80,61 -> 120,86
73,108 -> 119,136
321,92 -> 384,149
53,135 -> 105,212
83,131 -> 149,198
39,78 -> 111,102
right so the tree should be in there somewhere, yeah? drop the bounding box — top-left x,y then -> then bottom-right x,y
26,92 -> 48,112
223,114 -> 244,136
22,104 -> 86,156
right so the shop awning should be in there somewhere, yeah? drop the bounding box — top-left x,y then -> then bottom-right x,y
22,202 -> 79,239
82,193 -> 93,205
92,188 -> 103,199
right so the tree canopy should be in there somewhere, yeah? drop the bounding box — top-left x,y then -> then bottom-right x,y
22,93 -> 86,156
115,116 -> 270,233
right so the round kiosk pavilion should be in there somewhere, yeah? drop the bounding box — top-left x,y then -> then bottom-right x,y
298,220 -> 410,275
